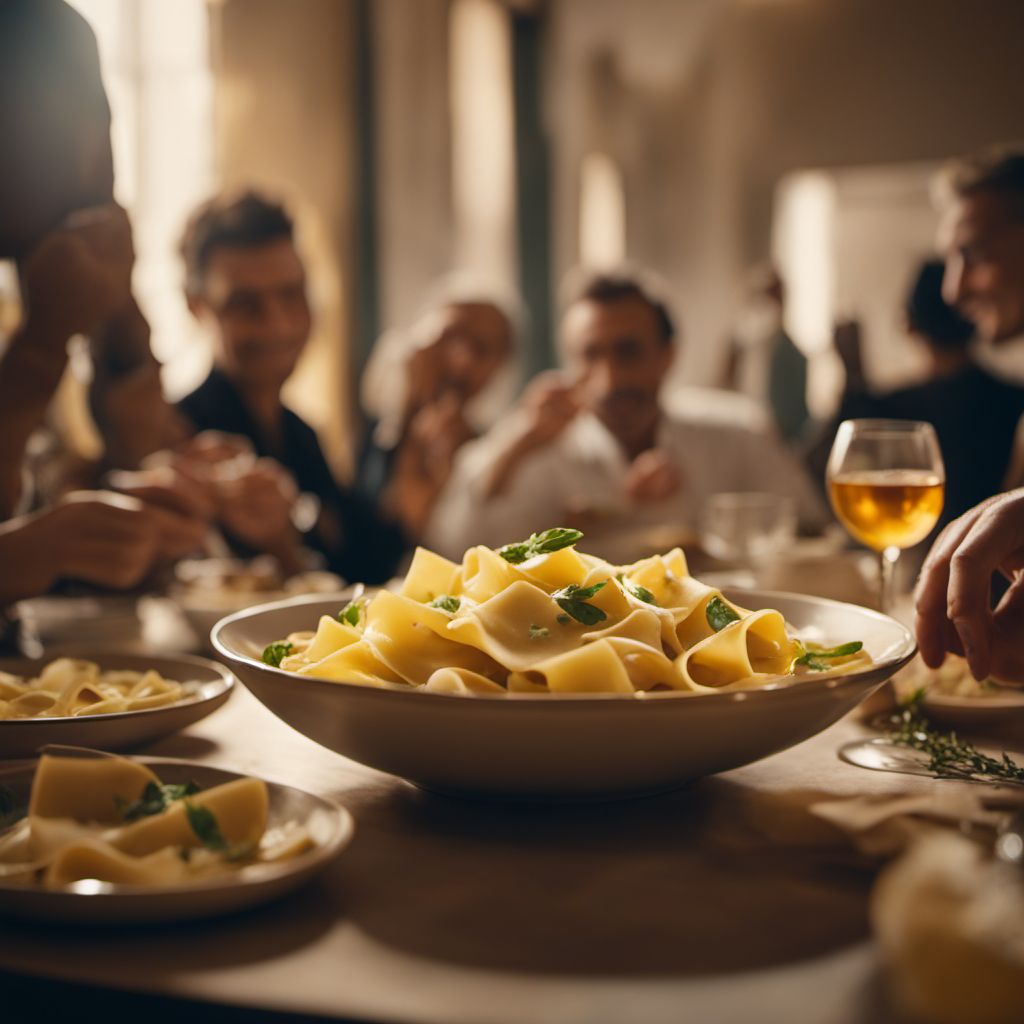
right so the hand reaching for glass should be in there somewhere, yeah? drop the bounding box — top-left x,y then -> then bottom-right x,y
915,487 -> 1024,684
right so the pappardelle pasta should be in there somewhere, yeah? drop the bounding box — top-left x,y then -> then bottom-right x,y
0,753 -> 313,888
263,528 -> 870,696
0,659 -> 195,720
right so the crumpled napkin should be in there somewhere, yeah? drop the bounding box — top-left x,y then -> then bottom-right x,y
809,786 -> 1023,859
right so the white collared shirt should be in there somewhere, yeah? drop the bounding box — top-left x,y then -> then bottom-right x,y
425,403 -> 827,559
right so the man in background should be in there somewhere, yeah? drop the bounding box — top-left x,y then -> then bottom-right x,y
176,190 -> 407,584
427,271 -> 824,557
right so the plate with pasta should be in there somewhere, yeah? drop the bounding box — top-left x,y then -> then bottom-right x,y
0,653 -> 234,760
0,750 -> 352,923
213,529 -> 916,798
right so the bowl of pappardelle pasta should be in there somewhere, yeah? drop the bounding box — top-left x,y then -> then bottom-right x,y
0,652 -> 234,760
0,750 -> 352,923
213,529 -> 916,799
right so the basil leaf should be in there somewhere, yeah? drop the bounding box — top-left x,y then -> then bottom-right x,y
552,581 -> 608,626
119,780 -> 200,822
261,642 -> 293,668
795,641 -> 863,671
430,595 -> 461,614
498,527 -> 584,565
185,802 -> 228,851
705,596 -> 741,632
617,573 -> 658,605
338,601 -> 363,627
528,624 -> 549,640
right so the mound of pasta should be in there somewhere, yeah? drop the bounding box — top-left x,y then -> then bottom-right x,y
263,529 -> 869,696
0,753 -> 313,888
0,659 -> 196,720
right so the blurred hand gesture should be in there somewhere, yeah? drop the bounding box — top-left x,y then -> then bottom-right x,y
517,371 -> 581,448
20,203 -> 134,346
623,448 -> 683,503
216,459 -> 300,555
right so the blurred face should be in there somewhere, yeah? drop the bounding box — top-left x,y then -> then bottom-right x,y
192,239 -> 312,391
939,191 -> 1024,343
421,302 -> 512,399
561,296 -> 673,449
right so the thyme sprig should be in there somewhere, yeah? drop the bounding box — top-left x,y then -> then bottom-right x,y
885,691 -> 1024,786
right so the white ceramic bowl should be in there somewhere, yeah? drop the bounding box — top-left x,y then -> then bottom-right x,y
0,756 -> 353,924
0,652 -> 234,760
212,589 -> 917,800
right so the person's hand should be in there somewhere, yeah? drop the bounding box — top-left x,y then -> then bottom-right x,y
915,488 -> 1024,682
623,449 -> 683,503
216,459 -> 300,557
97,363 -> 192,470
407,393 -> 475,482
20,203 -> 134,346
107,465 -> 215,559
516,372 -> 581,449
0,491 -> 167,604
405,336 -> 449,414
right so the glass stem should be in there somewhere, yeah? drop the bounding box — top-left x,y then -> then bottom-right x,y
879,545 -> 900,614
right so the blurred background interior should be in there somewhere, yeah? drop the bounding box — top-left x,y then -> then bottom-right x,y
5,0 -> 1023,481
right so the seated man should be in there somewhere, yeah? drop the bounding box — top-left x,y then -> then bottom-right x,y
176,191 -> 406,584
426,271 -> 824,557
358,277 -> 520,539
808,259 -> 1024,531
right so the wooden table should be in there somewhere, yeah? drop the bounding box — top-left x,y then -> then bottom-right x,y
0,676 -> 949,1024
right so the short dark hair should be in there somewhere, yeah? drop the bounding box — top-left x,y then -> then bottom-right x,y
564,270 -> 675,345
940,145 -> 1024,220
180,190 -> 295,296
905,259 -> 974,351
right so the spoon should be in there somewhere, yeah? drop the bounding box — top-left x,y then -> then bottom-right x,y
838,737 -> 1024,789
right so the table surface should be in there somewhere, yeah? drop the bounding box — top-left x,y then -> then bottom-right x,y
1,674 -> 969,1024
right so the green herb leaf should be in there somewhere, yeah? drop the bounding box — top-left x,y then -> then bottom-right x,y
184,801 -> 228,851
705,596 -> 741,632
261,642 -> 293,668
795,641 -> 863,672
430,595 -> 461,614
552,580 -> 608,626
529,624 -> 550,640
556,614 -> 571,625
119,780 -> 200,822
617,573 -> 658,605
338,600 -> 363,627
498,527 -> 584,565
885,693 -> 1024,785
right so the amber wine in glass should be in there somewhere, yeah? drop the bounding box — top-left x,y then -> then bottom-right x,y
827,420 -> 945,612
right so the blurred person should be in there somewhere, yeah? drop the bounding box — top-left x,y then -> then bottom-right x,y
358,277 -> 520,538
937,145 -> 1024,349
807,260 -> 1024,530
0,0 -> 185,503
0,0 -> 204,631
724,265 -> 810,445
426,271 -> 824,557
176,190 -> 406,583
915,487 -> 1024,683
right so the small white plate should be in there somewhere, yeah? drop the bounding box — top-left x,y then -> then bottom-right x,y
0,756 -> 353,923
0,652 -> 235,760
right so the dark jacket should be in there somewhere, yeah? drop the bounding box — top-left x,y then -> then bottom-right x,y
177,369 -> 407,584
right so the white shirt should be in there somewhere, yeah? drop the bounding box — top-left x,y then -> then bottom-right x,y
426,405 -> 827,560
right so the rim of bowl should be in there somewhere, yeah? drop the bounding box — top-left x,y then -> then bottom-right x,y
211,588 -> 917,708
0,650 -> 235,726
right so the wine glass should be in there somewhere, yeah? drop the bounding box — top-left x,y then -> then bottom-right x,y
826,419 -> 945,613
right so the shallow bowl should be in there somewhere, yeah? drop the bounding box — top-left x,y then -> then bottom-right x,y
213,589 -> 916,800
